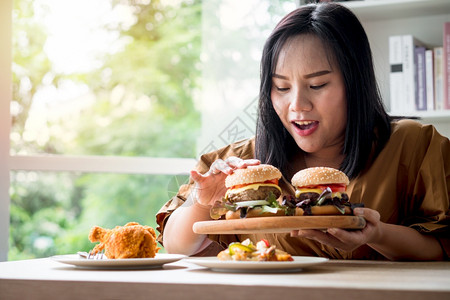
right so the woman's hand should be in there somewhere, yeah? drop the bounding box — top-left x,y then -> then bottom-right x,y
164,157 -> 260,255
290,208 -> 382,252
189,157 -> 260,207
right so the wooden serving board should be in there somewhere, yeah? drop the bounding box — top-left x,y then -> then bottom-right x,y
193,216 -> 366,234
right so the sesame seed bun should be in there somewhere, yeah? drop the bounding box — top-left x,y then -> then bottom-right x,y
291,167 -> 349,187
225,164 -> 282,188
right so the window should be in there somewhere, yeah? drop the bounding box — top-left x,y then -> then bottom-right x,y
2,0 -> 294,261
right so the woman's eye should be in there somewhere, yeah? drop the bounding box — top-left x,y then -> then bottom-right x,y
310,83 -> 327,90
275,86 -> 289,92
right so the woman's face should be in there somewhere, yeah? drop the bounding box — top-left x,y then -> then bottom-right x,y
271,34 -> 347,157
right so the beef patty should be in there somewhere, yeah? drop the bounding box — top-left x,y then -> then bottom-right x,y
227,186 -> 281,202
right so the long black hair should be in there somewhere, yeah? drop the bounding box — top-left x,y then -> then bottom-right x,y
255,3 -> 391,179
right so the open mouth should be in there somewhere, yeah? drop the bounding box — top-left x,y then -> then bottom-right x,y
293,120 -> 318,130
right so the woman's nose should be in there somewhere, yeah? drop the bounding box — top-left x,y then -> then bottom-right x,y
289,89 -> 312,112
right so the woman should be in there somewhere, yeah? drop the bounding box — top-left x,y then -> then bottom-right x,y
157,3 -> 449,260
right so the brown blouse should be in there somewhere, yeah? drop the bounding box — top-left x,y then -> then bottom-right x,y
156,120 -> 450,260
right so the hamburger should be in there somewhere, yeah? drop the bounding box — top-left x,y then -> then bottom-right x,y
284,167 -> 360,215
210,164 -> 286,220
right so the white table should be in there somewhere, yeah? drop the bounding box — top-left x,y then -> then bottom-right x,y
1,257 -> 449,300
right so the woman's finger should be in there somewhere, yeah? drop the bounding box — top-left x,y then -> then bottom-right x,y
208,159 -> 233,175
240,158 -> 261,167
224,156 -> 261,169
326,228 -> 365,245
224,156 -> 245,168
190,169 -> 209,183
354,207 -> 380,225
294,229 -> 359,251
206,157 -> 261,178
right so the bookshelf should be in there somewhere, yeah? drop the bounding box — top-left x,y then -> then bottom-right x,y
341,0 -> 450,137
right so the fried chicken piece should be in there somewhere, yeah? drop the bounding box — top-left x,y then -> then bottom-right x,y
88,222 -> 160,259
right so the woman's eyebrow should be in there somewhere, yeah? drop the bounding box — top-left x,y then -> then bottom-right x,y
304,70 -> 331,79
272,73 -> 288,80
272,70 -> 331,80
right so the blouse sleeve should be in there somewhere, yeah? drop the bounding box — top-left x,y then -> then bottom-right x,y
155,157 -> 210,246
404,123 -> 450,258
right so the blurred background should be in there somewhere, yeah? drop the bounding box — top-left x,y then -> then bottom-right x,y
8,0 -> 294,260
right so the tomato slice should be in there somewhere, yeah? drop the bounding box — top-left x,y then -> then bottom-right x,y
261,239 -> 270,248
303,184 -> 347,192
231,179 -> 279,190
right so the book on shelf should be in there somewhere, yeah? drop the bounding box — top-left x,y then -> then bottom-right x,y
425,49 -> 434,111
414,46 -> 426,111
389,34 -> 427,113
443,22 -> 450,110
389,35 -> 404,113
402,35 -> 427,113
434,47 -> 444,110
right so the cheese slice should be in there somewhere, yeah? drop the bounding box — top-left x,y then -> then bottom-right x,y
225,183 -> 281,198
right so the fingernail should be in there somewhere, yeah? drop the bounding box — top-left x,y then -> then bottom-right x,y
247,159 -> 260,164
328,228 -> 337,234
354,208 -> 364,215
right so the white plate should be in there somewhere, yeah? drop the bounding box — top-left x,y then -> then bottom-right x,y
51,253 -> 186,269
184,256 -> 328,272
